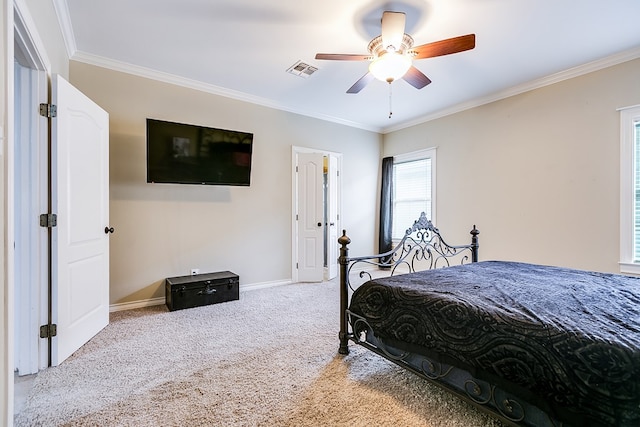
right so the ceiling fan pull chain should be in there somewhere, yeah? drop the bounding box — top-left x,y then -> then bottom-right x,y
388,82 -> 393,119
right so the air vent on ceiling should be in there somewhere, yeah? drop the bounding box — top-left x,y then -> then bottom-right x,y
286,61 -> 318,78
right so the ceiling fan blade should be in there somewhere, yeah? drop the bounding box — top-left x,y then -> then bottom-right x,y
402,66 -> 432,89
315,53 -> 372,61
381,11 -> 406,51
347,72 -> 375,94
411,34 -> 476,60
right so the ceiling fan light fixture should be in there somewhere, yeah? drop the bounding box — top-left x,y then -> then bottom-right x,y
369,52 -> 412,83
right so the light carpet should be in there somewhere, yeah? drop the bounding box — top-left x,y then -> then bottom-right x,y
15,280 -> 503,426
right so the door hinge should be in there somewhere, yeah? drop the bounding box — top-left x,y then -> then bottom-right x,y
40,324 -> 57,338
40,213 -> 57,228
296,263 -> 299,269
39,103 -> 57,118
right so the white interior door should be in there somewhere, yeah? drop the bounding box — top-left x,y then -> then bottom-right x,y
51,74 -> 110,365
326,155 -> 339,280
296,152 -> 324,282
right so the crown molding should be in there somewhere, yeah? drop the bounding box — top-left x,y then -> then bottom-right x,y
70,51 -> 381,133
76,44 -> 640,136
382,45 -> 640,134
52,0 -> 76,58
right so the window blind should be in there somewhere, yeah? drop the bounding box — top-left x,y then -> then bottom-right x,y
392,158 -> 432,239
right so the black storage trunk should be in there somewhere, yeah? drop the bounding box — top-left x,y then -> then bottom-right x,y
165,271 -> 239,311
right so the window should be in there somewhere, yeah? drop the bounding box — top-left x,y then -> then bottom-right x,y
620,105 -> 640,273
391,148 -> 436,240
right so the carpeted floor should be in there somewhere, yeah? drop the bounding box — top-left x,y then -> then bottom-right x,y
15,280 -> 504,426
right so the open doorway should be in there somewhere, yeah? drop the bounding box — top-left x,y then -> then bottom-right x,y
291,146 -> 342,283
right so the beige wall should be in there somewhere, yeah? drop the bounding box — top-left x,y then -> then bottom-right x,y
69,62 -> 382,304
384,58 -> 640,274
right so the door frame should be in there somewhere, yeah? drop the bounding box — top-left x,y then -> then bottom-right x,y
6,0 -> 51,401
291,146 -> 342,283
11,0 -> 51,372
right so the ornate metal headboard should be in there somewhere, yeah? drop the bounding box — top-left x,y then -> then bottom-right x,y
338,212 -> 479,290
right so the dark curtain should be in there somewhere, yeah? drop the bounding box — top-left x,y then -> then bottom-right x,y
379,157 -> 394,265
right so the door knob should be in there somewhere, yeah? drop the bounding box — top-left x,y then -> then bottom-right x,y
317,222 -> 322,227
104,226 -> 115,234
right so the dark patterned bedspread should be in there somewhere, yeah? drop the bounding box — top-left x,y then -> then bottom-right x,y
349,261 -> 640,426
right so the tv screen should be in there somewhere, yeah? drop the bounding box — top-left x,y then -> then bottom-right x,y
146,118 -> 253,186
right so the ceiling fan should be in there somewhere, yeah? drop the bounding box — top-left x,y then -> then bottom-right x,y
315,11 -> 475,94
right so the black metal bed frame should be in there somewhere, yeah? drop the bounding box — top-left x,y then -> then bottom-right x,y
338,212 -> 479,355
337,213 -> 563,427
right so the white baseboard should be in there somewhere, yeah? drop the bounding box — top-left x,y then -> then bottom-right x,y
109,297 -> 166,312
108,279 -> 293,312
239,279 -> 292,292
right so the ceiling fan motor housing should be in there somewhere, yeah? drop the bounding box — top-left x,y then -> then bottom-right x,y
368,33 -> 415,57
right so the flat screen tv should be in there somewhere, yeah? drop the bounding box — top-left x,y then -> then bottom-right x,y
146,118 -> 253,186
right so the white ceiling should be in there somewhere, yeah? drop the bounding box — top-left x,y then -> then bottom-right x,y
57,0 -> 640,133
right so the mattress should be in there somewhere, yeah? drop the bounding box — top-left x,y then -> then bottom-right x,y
348,261 -> 640,426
